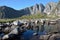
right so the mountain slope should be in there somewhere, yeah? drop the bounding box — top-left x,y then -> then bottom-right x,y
0,1 -> 60,19
0,6 -> 23,19
0,4 -> 45,19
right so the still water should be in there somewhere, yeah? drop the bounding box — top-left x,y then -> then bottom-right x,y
22,30 -> 46,40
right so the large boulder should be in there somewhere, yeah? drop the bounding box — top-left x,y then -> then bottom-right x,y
49,33 -> 60,40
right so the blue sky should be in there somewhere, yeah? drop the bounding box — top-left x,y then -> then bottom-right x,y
0,0 -> 59,10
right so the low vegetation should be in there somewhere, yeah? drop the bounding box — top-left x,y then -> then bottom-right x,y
0,13 -> 60,23
20,13 -> 60,19
0,19 -> 15,23
20,13 -> 46,19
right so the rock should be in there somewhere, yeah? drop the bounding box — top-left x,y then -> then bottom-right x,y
40,35 -> 50,40
49,33 -> 60,40
44,2 -> 57,15
2,34 -> 9,40
29,4 -> 45,14
33,33 -> 38,36
12,20 -> 24,26
9,27 -> 19,35
4,27 -> 11,34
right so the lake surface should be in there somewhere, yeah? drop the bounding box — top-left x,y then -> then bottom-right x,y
22,30 -> 46,40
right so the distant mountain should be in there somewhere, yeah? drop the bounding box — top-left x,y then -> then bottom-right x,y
0,6 -> 24,19
44,1 -> 60,16
0,1 -> 60,19
50,1 -> 60,16
0,4 -> 45,19
44,2 -> 57,15
19,3 -> 45,15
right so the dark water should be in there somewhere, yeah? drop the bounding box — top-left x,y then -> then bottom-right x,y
0,30 -> 46,40
22,30 -> 46,40
55,38 -> 60,40
0,32 -> 4,37
22,30 -> 34,40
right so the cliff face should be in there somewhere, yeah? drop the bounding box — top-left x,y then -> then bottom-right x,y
44,1 -> 60,15
19,3 -> 45,15
29,4 -> 45,14
23,2 -> 60,15
0,1 -> 60,19
44,2 -> 57,15
51,1 -> 60,15
0,4 -> 45,18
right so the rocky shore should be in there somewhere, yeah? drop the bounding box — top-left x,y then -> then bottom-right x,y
0,18 -> 60,40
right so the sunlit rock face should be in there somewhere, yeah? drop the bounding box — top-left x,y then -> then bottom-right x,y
0,1 -> 60,19
44,1 -> 60,16
18,1 -> 60,16
0,3 -> 45,19
29,4 -> 45,14
44,2 -> 57,15
55,1 -> 60,16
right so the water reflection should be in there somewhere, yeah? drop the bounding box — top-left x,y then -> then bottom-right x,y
22,29 -> 46,40
22,30 -> 34,40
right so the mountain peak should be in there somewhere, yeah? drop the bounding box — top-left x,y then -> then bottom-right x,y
0,6 -> 8,9
0,1 -> 60,19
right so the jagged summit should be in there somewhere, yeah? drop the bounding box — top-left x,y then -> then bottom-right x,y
0,1 -> 60,19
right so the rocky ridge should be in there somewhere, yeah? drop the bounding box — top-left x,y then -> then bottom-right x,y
0,1 -> 60,18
